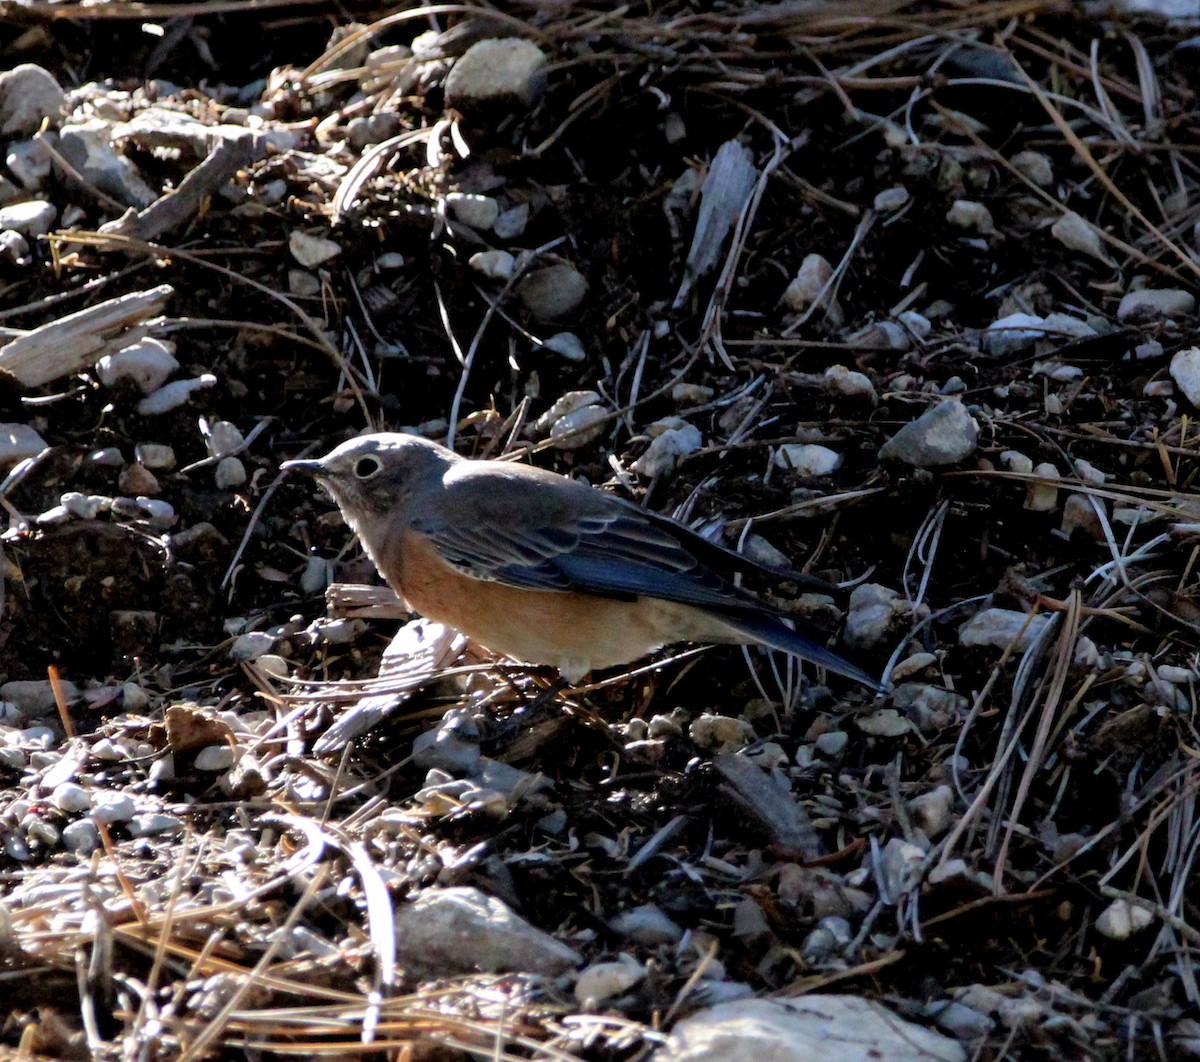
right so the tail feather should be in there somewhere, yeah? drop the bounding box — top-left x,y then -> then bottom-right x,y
722,613 -> 882,692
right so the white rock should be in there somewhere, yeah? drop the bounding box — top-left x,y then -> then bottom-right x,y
202,419 -> 244,458
844,583 -> 904,649
50,782 -> 90,814
469,249 -> 516,281
288,230 -> 341,268
541,332 -> 585,363
1073,458 -> 1106,485
982,312 -> 1045,356
781,253 -> 843,324
879,400 -> 978,467
214,456 -> 247,490
445,192 -> 499,229
815,730 -> 848,756
671,382 -> 714,405
0,65 -> 65,136
856,709 -> 912,738
134,497 -> 175,528
898,310 -> 931,339
129,813 -> 185,837
1118,288 -> 1195,322
91,790 -> 136,825
231,631 -> 275,661
631,424 -> 702,477
1061,493 -> 1104,539
1,678 -> 77,715
1000,450 -> 1033,474
0,199 -> 56,237
873,185 -> 910,212
1052,211 -> 1109,263
444,38 -> 549,110
287,269 -> 320,297
609,904 -> 683,945
60,492 -> 104,519
946,199 -> 995,234
774,443 -> 840,477
63,819 -> 100,854
908,785 -> 954,837
493,202 -> 529,239
1025,462 -> 1059,511
0,423 -> 47,467
95,338 -> 179,393
656,997 -> 965,1062
959,608 -> 1051,652
1095,898 -> 1153,940
394,886 -> 580,976
136,375 -> 217,415
134,443 -> 175,470
1170,347 -> 1200,408
518,263 -> 588,319
1011,150 -> 1054,187
575,957 -> 647,1005
824,364 -> 877,403
300,555 -> 331,595
194,744 -> 235,771
6,138 -> 50,190
1042,312 -> 1097,338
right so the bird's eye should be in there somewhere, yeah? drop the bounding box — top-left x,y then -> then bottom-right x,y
354,455 -> 382,479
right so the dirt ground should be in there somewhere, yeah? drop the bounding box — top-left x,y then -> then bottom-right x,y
1,1 -> 1199,1059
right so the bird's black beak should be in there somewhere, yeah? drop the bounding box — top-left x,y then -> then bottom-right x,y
281,458 -> 324,476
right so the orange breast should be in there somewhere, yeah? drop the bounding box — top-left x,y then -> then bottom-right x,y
383,531 -> 735,678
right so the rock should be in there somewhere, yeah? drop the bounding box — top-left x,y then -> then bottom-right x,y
1052,211 -> 1110,263
982,312 -> 1045,356
136,374 -> 217,415
58,121 -> 156,207
855,709 -> 911,737
689,714 -> 754,753
214,456 -> 247,490
1095,898 -> 1153,940
118,463 -> 159,496
849,320 -> 909,352
609,903 -> 684,945
288,230 -> 341,268
946,199 -> 995,234
653,997 -> 965,1062
908,785 -> 954,837
815,730 -> 848,756
1117,287 -> 1195,322
134,443 -> 175,470
412,708 -> 481,775
542,332 -> 586,363
1061,493 -> 1104,539
6,138 -> 51,190
129,813 -> 185,837
193,744 -> 235,771
1,678 -> 78,716
0,199 -> 56,237
1025,462 -> 1059,511
1170,348 -> 1200,408
60,492 -> 105,519
95,339 -> 179,394
469,249 -> 515,281
202,419 -> 244,458
91,790 -> 136,825
63,819 -> 100,855
287,270 -> 320,297
393,886 -> 580,976
873,185 -> 910,211
0,423 -> 47,467
879,400 -> 978,467
1011,150 -> 1054,187
50,782 -> 90,814
517,263 -> 588,319
575,957 -> 647,1005
844,583 -> 904,649
781,253 -> 843,325
493,202 -> 529,239
959,608 -> 1051,652
445,192 -> 499,229
444,38 -> 548,111
824,364 -> 877,403
0,229 -> 29,263
774,443 -> 841,477
631,423 -> 702,477
533,391 -> 608,450
0,65 -> 65,136
231,631 -> 276,661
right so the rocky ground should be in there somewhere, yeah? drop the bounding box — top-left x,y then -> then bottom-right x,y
1,1 -> 1200,1059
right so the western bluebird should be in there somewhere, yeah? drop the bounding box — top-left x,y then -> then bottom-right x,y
283,433 -> 878,689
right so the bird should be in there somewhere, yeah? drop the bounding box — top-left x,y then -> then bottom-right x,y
282,432 -> 879,689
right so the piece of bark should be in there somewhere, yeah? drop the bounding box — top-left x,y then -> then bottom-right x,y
0,284 -> 173,388
714,751 -> 824,860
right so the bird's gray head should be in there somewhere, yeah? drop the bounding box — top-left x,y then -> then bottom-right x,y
282,433 -> 457,532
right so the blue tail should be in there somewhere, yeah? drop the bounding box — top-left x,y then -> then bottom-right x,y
723,613 -> 883,692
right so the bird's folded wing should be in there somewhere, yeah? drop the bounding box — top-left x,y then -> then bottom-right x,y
411,491 -> 764,615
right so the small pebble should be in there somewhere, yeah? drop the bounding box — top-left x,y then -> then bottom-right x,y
469,249 -> 515,281
1051,211 -> 1109,263
231,631 -> 276,661
879,400 -> 978,467
444,38 -> 548,110
774,443 -> 840,477
137,375 -> 217,415
445,192 -> 499,230
946,199 -> 995,234
130,812 -> 185,836
517,263 -> 588,319
815,730 -> 848,756
194,744 -> 235,771
50,782 -> 91,814
1117,288 -> 1195,323
873,185 -> 910,212
574,957 -> 647,1005
91,790 -> 136,825
1011,150 -> 1054,187
215,456 -> 247,489
1095,898 -> 1153,940
493,202 -> 529,239
824,364 -> 877,403
781,253 -> 843,325
134,443 -> 175,470
63,818 -> 100,854
289,230 -> 341,268
0,199 -> 56,237
541,332 -> 586,363
95,338 -> 178,394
